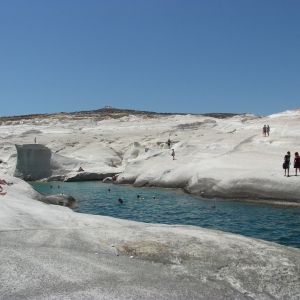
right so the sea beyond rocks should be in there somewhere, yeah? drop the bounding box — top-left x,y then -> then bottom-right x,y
1,107 -> 300,299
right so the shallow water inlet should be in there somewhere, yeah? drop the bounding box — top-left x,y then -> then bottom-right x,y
30,181 -> 300,249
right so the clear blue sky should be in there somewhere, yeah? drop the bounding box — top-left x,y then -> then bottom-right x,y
1,0 -> 299,117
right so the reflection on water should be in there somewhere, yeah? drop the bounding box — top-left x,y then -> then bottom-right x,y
30,181 -> 300,249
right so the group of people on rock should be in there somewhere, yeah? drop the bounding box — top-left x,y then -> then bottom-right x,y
262,125 -> 270,137
283,151 -> 300,177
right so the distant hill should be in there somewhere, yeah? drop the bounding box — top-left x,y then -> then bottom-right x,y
0,106 -> 240,121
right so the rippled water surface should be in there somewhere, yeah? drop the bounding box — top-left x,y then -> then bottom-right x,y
30,181 -> 300,248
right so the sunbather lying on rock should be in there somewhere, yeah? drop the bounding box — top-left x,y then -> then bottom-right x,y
0,186 -> 7,195
0,179 -> 13,185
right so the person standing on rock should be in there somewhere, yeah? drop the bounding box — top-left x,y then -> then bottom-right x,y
283,151 -> 291,177
262,125 -> 267,137
266,125 -> 270,136
167,139 -> 171,149
171,149 -> 175,160
294,152 -> 300,176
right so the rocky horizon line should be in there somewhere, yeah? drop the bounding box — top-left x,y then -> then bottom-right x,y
0,106 -> 244,121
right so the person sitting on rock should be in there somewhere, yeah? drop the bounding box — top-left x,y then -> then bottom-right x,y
112,174 -> 119,182
77,166 -> 84,172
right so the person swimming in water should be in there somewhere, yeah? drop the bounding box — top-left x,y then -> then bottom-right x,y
118,198 -> 123,204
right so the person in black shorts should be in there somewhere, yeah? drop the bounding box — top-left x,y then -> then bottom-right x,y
167,139 -> 171,149
283,151 -> 291,177
294,152 -> 300,176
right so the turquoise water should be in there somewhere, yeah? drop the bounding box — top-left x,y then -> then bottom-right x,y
30,181 -> 300,249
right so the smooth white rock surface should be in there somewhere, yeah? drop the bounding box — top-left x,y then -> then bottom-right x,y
1,109 -> 300,201
0,174 -> 300,299
1,109 -> 300,298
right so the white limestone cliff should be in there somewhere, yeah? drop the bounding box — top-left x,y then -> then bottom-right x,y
1,109 -> 300,201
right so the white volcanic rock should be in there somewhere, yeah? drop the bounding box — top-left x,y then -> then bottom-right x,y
1,109 -> 300,201
1,109 -> 300,298
0,173 -> 300,299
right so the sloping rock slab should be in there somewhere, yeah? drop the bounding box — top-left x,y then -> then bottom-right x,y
44,194 -> 77,206
65,172 -> 116,182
